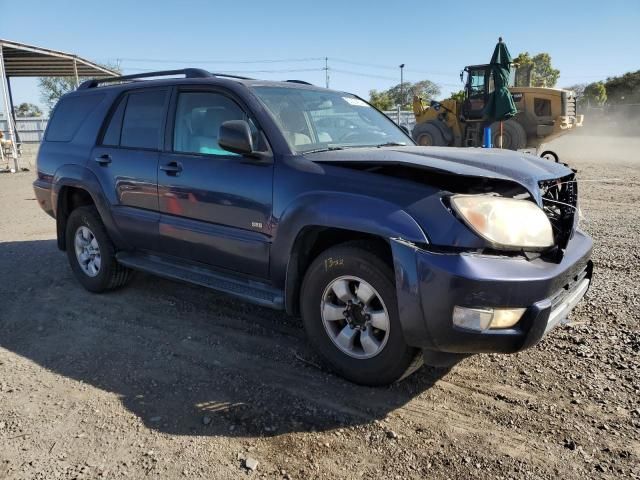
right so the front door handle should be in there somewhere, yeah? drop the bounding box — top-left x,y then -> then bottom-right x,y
160,161 -> 183,175
94,154 -> 112,165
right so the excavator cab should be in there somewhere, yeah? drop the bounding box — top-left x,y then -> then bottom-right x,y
461,65 -> 492,120
460,64 -> 518,121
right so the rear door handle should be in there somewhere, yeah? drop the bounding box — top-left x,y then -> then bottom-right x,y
94,154 -> 112,165
160,161 -> 183,175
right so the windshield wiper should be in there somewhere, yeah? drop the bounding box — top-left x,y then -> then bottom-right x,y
301,146 -> 345,154
375,142 -> 407,148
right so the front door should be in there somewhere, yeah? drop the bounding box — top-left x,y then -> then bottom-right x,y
89,87 -> 169,249
156,88 -> 273,278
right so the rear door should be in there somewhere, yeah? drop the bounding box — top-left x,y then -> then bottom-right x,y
89,88 -> 169,249
156,87 -> 273,278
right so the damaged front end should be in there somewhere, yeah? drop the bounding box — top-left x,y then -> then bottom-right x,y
309,148 -> 593,359
539,173 -> 579,260
316,156 -> 580,262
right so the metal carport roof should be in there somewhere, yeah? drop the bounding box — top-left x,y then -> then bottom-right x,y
0,38 -> 118,78
1,39 -> 117,171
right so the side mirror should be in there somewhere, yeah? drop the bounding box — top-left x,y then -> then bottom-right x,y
400,125 -> 410,135
218,120 -> 254,156
430,100 -> 441,111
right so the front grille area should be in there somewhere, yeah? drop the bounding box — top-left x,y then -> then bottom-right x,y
539,174 -> 578,254
549,261 -> 590,310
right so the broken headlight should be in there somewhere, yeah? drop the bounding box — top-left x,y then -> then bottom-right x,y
450,195 -> 553,250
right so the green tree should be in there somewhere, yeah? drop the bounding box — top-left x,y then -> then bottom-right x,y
368,89 -> 394,110
15,102 -> 43,117
386,80 -> 440,109
583,82 -> 607,107
39,63 -> 121,110
449,90 -> 466,103
513,52 -> 560,87
604,70 -> 640,104
38,76 -> 77,110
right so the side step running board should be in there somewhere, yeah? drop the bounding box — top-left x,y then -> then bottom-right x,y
116,252 -> 284,310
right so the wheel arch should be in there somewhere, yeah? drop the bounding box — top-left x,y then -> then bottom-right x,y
284,226 -> 394,316
52,165 -> 129,251
273,192 -> 428,316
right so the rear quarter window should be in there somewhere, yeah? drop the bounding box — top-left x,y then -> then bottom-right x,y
101,95 -> 127,146
45,93 -> 105,142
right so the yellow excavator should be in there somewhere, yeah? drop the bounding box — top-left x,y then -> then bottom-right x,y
412,64 -> 584,161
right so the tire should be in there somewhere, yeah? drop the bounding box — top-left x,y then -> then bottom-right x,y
490,119 -> 527,150
65,205 -> 132,293
540,150 -> 559,162
412,121 -> 447,146
300,243 -> 422,386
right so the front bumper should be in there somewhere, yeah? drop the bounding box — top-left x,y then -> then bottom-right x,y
391,230 -> 593,354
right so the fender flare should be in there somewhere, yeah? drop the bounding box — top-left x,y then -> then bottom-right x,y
52,164 -> 130,251
271,192 -> 428,312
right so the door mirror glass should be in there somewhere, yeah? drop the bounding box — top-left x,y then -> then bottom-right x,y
218,120 -> 254,156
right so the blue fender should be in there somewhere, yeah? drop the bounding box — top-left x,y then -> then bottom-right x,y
271,192 -> 429,313
51,164 -> 131,251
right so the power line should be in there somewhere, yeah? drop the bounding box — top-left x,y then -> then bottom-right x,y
118,64 -> 462,89
330,68 -> 461,88
101,55 -> 612,83
331,58 -> 457,77
108,55 -> 458,77
331,68 -> 398,81
106,57 -> 324,65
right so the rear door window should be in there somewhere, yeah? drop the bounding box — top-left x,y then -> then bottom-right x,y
46,93 -> 105,142
120,89 -> 168,150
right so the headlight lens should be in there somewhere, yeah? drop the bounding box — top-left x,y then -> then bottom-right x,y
450,195 -> 554,249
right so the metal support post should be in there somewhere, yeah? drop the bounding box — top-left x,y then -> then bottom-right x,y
0,45 -> 19,172
73,58 -> 80,88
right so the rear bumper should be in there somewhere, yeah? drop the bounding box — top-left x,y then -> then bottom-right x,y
391,231 -> 593,354
33,179 -> 55,218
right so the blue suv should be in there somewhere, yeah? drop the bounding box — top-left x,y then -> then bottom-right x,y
33,69 -> 593,386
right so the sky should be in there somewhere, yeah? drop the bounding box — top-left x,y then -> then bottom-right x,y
2,0 -> 639,113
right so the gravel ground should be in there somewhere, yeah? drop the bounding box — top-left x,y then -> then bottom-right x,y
0,136 -> 638,479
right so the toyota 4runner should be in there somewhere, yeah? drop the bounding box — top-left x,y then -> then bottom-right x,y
33,69 -> 593,386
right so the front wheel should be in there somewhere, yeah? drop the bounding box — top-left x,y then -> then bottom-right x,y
412,121 -> 447,146
490,119 -> 527,150
300,244 -> 422,386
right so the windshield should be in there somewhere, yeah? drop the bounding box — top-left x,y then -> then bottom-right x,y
251,86 -> 412,153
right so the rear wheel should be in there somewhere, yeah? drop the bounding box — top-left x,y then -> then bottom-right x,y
412,121 -> 446,146
300,244 -> 422,386
490,119 -> 527,150
65,206 -> 132,292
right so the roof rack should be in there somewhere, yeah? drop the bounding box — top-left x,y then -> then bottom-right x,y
285,80 -> 313,85
78,68 -> 253,89
210,72 -> 254,80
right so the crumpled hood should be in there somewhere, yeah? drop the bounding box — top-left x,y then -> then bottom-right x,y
307,146 -> 573,202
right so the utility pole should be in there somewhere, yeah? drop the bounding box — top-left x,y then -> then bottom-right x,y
399,64 -> 405,108
324,57 -> 330,88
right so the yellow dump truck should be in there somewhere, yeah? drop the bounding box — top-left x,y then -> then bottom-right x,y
412,64 -> 584,161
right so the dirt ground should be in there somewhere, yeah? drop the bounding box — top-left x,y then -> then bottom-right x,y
1,136 -> 638,479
